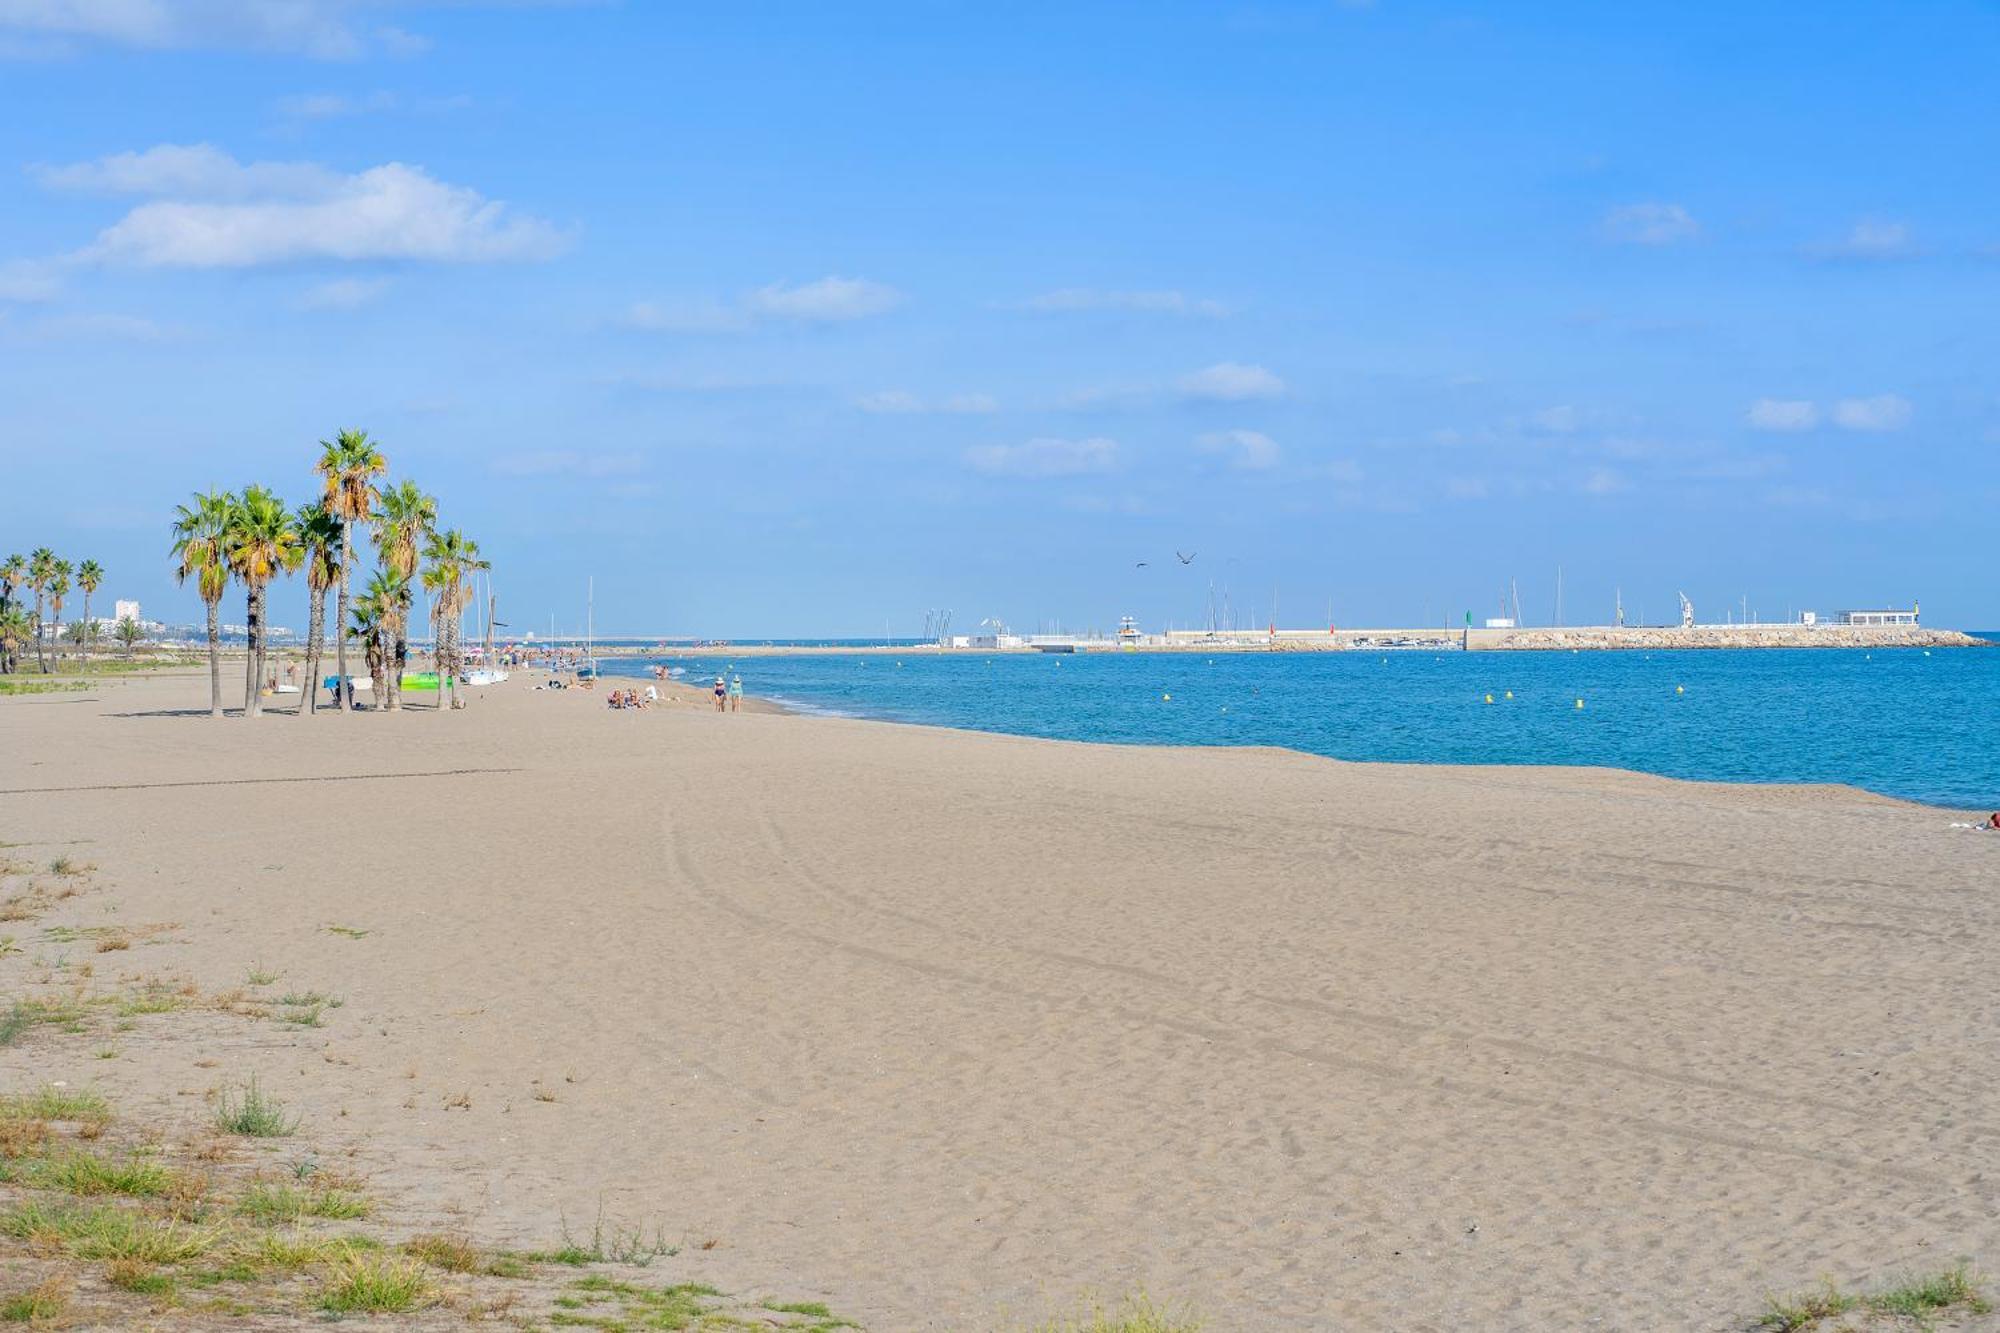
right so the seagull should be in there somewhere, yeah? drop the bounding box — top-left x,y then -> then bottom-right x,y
1175,550 -> 1197,565
1135,561 -> 1149,568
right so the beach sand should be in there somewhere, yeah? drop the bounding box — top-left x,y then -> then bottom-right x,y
3,669 -> 1997,1329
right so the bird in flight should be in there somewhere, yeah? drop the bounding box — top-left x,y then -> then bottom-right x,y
1175,550 -> 1197,565
1135,561 -> 1149,568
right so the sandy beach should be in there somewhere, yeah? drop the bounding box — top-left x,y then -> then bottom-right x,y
4,669 -> 1998,1330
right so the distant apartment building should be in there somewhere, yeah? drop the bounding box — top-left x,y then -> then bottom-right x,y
114,599 -> 140,623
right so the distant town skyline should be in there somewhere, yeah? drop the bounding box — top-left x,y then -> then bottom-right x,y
3,2 -> 1995,635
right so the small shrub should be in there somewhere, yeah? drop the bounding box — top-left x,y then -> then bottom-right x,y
213,1078 -> 297,1138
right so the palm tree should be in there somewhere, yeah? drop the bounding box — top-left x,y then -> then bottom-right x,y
114,616 -> 144,659
315,429 -> 387,714
423,529 -> 488,713
0,606 -> 29,674
370,480 -> 436,712
26,548 -> 55,673
75,559 -> 103,671
0,554 -> 23,615
290,504 -> 343,716
224,485 -> 301,720
351,569 -> 404,706
170,490 -> 235,717
45,559 -> 71,672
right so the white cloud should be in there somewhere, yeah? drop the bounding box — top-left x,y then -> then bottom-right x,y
298,276 -> 389,310
622,275 -> 902,333
273,90 -> 400,119
856,389 -> 924,414
964,436 -> 1118,478
1309,458 -> 1364,485
40,144 -> 566,267
0,0 -> 368,57
857,389 -> 997,415
0,258 -> 59,302
0,2 -> 555,59
745,275 -> 901,323
1603,202 -> 1700,246
1747,398 -> 1819,432
1178,361 -> 1284,401
1831,393 -> 1912,432
1530,404 -> 1582,433
618,299 -> 751,334
1019,288 -> 1227,317
10,311 -> 172,342
1581,467 -> 1631,495
1196,428 -> 1281,470
493,450 -> 645,479
1811,219 -> 1914,260
37,143 -> 333,198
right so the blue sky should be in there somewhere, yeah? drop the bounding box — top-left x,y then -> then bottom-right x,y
2,1 -> 1996,636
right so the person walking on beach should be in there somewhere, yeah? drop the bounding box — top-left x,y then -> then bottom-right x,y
713,675 -> 727,711
729,673 -> 743,712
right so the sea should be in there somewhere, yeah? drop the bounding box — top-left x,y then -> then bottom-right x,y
598,638 -> 2000,809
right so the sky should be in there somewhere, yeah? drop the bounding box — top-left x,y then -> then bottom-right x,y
2,0 -> 1997,638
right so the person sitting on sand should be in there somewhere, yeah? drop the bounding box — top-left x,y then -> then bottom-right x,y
608,691 -> 623,710
1989,812 -> 2000,831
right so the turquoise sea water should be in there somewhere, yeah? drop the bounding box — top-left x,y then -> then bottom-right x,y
605,640 -> 2000,809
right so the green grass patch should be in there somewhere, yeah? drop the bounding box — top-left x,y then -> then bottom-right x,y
0,679 -> 87,696
213,1078 -> 297,1138
105,1260 -> 176,1296
28,1150 -> 174,1198
404,1231 -> 482,1273
317,1251 -> 433,1314
238,1181 -> 367,1222
0,1276 -> 71,1323
0,1199 -> 221,1264
242,1228 -> 369,1271
0,997 -> 98,1046
1756,1264 -> 1990,1331
1,1086 -> 108,1123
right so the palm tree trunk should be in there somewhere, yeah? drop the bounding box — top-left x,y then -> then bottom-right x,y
244,585 -> 265,719
206,599 -> 222,718
387,610 -> 405,711
33,593 -> 46,673
80,593 -> 91,671
300,581 -> 325,716
441,612 -> 456,712
334,525 -> 353,712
